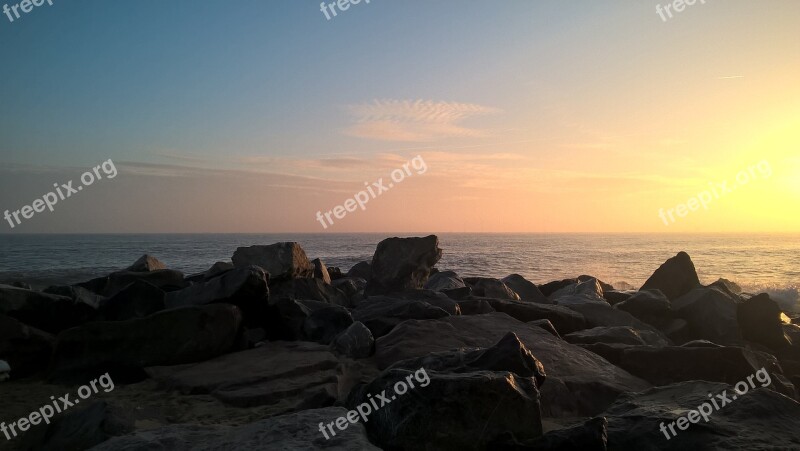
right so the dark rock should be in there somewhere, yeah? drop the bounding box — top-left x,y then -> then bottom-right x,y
126,254 -> 167,272
603,290 -> 634,305
464,277 -> 521,300
681,339 -> 723,348
442,286 -> 472,300
303,305 -> 354,344
50,304 -> 243,384
527,319 -> 561,338
327,266 -> 344,280
424,270 -> 466,291
672,286 -> 742,345
484,298 -> 587,335
709,277 -> 743,296
661,318 -> 692,344
615,289 -> 670,318
9,281 -> 31,290
312,258 -> 332,284
0,314 -> 54,378
97,280 -> 165,321
90,407 -> 381,450
491,417 -> 608,451
383,289 -> 461,315
351,296 -> 449,338
269,298 -> 312,340
146,341 -> 339,410
231,242 -> 314,281
0,284 -> 96,334
19,401 -> 133,451
578,275 -> 615,293
562,302 -> 669,345
346,261 -> 372,280
77,270 -> 186,297
43,284 -> 105,308
165,265 -> 269,326
272,277 -> 349,307
330,321 -> 374,359
186,261 -> 234,283
738,293 -> 791,349
331,277 -> 366,306
640,252 -> 701,301
365,235 -> 442,296
565,326 -> 650,346
550,278 -> 606,306
538,278 -> 579,297
502,274 -> 550,303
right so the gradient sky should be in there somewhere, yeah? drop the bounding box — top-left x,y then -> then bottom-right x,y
1,0 -> 798,233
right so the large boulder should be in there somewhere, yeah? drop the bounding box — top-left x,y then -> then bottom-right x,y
231,242 -> 314,281
672,286 -> 742,346
126,254 -> 167,272
614,289 -> 671,327
330,321 -> 374,359
165,265 -> 269,326
312,258 -> 332,284
424,270 -> 467,292
738,293 -> 791,349
564,326 -> 652,346
501,274 -> 550,303
0,314 -> 54,378
302,304 -> 354,344
351,296 -> 450,337
0,284 -> 96,333
483,298 -> 587,335
77,270 -> 186,297
271,277 -> 349,307
538,278 -> 580,297
374,312 -> 650,417
50,304 -> 243,383
640,252 -> 701,301
146,341 -> 340,411
464,277 -> 521,300
89,407 -> 381,451
365,235 -> 442,296
563,302 -> 670,345
346,261 -> 372,281
550,278 -> 607,306
97,280 -> 165,321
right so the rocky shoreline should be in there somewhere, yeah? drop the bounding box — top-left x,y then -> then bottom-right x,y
1,235 -> 800,450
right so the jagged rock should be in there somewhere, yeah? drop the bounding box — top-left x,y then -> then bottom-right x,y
269,298 -> 313,340
564,302 -> 670,345
640,252 -> 701,300
312,258 -> 332,284
738,293 -> 790,349
97,280 -> 165,321
464,277 -> 521,300
331,277 -> 366,306
661,318 -> 692,344
709,277 -> 743,296
0,284 -> 96,333
365,235 -> 442,296
382,289 -> 461,315
538,278 -> 580,297
351,296 -> 449,337
565,326 -> 653,346
456,298 -> 494,315
303,304 -> 354,344
165,265 -> 269,326
603,290 -> 634,305
484,298 -> 587,335
146,341 -> 339,410
604,381 -> 800,450
374,312 -> 650,417
89,407 -> 381,450
271,277 -> 349,307
577,275 -> 615,293
77,270 -> 186,297
527,319 -> 561,338
18,401 -> 133,451
502,274 -> 550,303
126,254 -> 167,272
672,286 -> 742,346
442,286 -> 472,300
424,270 -> 466,291
330,321 -> 374,359
232,242 -> 314,281
0,314 -> 54,378
50,304 -> 243,384
551,278 -> 606,306
186,261 -> 234,283
614,289 -> 671,320
346,261 -> 372,280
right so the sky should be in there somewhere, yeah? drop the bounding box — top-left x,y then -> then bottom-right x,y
0,0 -> 798,233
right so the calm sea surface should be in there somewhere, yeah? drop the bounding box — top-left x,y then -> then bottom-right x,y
0,233 -> 797,310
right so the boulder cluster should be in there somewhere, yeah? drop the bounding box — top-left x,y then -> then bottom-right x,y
1,237 -> 800,450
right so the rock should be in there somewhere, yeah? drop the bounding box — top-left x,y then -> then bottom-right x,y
382,289 -> 461,315
681,339 -> 723,347
186,261 -> 234,283
50,304 -> 243,384
97,280 -> 165,321
328,266 -> 344,280
603,290 -> 634,305
232,242 -> 314,281
330,321 -> 374,359
442,286 -> 472,300
491,417 -> 608,451
78,270 -> 186,297
577,275 -> 615,293
424,270 -> 466,291
165,265 -> 269,326
0,314 -> 54,378
271,277 -> 349,307
562,302 -> 669,345
269,298 -> 313,340
661,318 -> 692,344
564,326 -> 650,346
527,319 -> 561,338
44,285 -> 106,309
146,341 -> 339,410
640,252 -> 701,301
464,277 -> 521,300
672,286 -> 742,346
19,401 -> 133,451
604,380 -> 800,450
126,254 -> 167,272
0,359 -> 8,381
365,235 -> 442,296
550,278 -> 606,305
351,296 -> 450,338
89,407 -> 381,451
312,258 -> 332,284
456,298 -> 495,315
614,289 -> 671,319
0,284 -> 96,333
348,366 -> 543,450
538,278 -> 580,297
709,277 -> 743,295
484,298 -> 587,335
9,281 -> 31,289
374,312 -> 650,417
346,261 -> 372,280
303,305 -> 354,344
738,293 -> 791,349
331,277 -> 366,306
502,274 -> 550,303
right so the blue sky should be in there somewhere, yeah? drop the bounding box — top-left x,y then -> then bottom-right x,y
1,1 -> 798,233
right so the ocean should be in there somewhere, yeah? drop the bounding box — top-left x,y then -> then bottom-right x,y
1,233 -> 798,312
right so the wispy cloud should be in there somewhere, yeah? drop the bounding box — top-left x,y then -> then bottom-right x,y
344,99 -> 501,142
